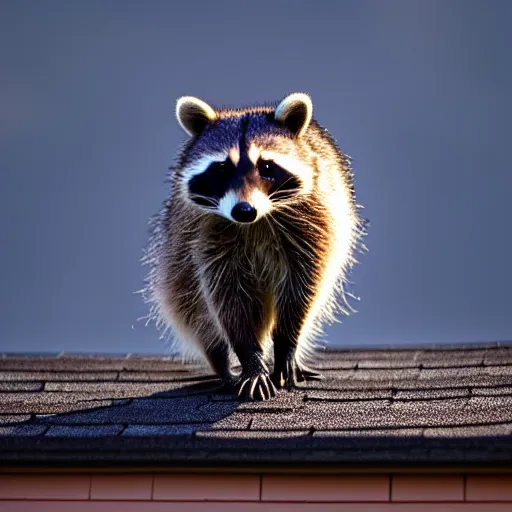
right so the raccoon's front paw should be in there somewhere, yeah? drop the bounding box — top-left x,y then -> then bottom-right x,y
221,373 -> 239,391
272,358 -> 323,389
238,370 -> 277,401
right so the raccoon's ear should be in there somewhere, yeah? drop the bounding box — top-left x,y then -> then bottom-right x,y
176,96 -> 217,137
274,93 -> 313,138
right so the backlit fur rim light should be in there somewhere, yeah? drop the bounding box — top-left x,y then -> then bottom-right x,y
176,96 -> 218,137
274,92 -> 313,138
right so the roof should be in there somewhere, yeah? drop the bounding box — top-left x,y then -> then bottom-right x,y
1,343 -> 512,471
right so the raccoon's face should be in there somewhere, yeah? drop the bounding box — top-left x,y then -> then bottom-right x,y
174,93 -> 314,224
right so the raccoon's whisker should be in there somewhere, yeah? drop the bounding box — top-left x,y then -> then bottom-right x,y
268,184 -> 305,202
271,205 -> 331,236
267,176 -> 298,198
271,216 -> 331,259
263,215 -> 279,240
269,191 -> 303,203
270,190 -> 313,208
267,213 -> 320,259
188,194 -> 219,208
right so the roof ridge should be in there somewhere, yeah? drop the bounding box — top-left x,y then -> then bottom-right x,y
1,341 -> 512,359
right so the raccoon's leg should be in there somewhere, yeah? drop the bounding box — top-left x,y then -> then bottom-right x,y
200,267 -> 277,401
272,270 -> 323,389
204,340 -> 238,388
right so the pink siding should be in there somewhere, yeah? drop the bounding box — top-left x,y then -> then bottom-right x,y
262,474 -> 389,501
1,472 -> 512,511
466,475 -> 512,502
153,473 -> 260,501
90,474 -> 153,500
391,475 -> 464,502
2,503 -> 512,511
0,474 -> 91,500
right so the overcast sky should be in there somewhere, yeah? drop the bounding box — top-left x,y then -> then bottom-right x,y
1,0 -> 511,354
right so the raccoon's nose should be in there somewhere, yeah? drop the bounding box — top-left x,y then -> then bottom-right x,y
231,201 -> 257,223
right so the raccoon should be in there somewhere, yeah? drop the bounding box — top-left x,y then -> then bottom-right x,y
142,92 -> 366,401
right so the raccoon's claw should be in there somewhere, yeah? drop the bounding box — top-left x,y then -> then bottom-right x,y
272,359 -> 323,389
237,371 -> 277,401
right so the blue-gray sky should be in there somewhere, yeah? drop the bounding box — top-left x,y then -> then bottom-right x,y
1,0 -> 511,354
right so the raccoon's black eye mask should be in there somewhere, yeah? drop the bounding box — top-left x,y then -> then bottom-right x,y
188,154 -> 302,207
211,160 -> 235,176
188,159 -> 235,206
203,157 -> 280,183
257,159 -> 278,182
256,159 -> 302,199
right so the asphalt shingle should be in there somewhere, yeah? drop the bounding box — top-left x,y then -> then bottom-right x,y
0,424 -> 47,437
0,381 -> 44,392
46,425 -> 124,437
0,414 -> 31,425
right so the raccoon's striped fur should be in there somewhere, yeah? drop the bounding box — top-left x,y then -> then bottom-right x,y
142,93 -> 367,400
